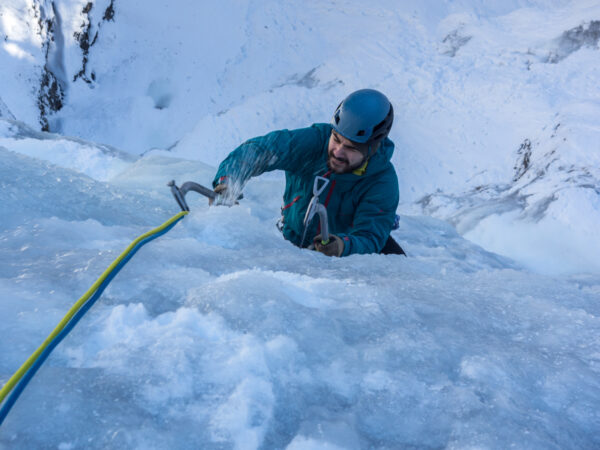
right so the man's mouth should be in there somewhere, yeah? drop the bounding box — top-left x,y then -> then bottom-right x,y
330,155 -> 348,166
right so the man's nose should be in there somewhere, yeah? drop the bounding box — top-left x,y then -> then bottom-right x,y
332,145 -> 345,157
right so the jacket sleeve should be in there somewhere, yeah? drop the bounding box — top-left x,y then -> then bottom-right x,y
337,170 -> 399,256
213,125 -> 327,188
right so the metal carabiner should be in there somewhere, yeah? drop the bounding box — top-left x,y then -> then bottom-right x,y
301,176 -> 331,247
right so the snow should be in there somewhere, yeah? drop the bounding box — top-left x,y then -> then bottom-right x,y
1,144 -> 599,448
464,187 -> 600,275
1,0 -> 600,448
0,119 -> 133,181
2,0 -> 600,272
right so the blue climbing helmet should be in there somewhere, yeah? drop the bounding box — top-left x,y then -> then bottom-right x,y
331,89 -> 394,151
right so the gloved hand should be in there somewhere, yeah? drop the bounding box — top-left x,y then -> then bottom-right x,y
313,234 -> 344,257
209,183 -> 232,206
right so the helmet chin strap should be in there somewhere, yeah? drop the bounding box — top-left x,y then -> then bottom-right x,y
361,146 -> 371,166
364,142 -> 378,161
354,142 -> 380,174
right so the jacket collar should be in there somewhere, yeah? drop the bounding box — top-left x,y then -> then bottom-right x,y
352,159 -> 369,176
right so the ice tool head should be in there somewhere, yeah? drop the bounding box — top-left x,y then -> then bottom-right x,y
301,176 -> 330,247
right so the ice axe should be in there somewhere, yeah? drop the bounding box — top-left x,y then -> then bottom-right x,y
301,176 -> 330,247
168,180 -> 242,211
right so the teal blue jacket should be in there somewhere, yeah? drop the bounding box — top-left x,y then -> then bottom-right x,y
213,123 -> 399,256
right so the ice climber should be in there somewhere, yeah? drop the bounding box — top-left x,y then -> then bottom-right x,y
212,88 -> 405,257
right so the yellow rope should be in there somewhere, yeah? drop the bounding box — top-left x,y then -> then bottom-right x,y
0,211 -> 188,404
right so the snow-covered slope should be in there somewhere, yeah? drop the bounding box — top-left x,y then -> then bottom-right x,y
2,0 -> 599,274
411,9 -> 600,275
1,1 -> 600,448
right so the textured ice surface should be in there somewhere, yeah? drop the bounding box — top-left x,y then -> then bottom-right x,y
1,0 -> 600,448
1,152 -> 599,449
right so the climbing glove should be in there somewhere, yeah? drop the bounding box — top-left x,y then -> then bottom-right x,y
313,234 -> 344,257
209,183 -> 237,206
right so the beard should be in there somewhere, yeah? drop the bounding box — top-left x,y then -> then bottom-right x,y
327,151 -> 366,174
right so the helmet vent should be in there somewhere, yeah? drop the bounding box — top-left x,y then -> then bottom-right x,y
356,130 -> 365,136
372,105 -> 393,135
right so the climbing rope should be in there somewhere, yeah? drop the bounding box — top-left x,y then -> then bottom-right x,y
0,211 -> 188,425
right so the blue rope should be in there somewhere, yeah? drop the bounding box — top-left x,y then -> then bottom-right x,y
0,218 -> 183,426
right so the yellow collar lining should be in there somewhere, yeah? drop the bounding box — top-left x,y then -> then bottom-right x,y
352,159 -> 369,176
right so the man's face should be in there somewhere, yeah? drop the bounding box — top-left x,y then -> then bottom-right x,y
327,131 -> 367,174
